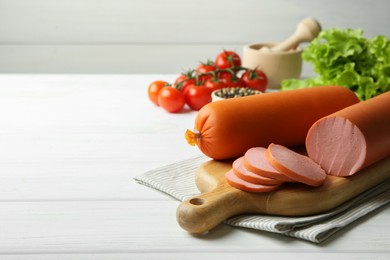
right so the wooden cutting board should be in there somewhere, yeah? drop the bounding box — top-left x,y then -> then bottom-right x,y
176,156 -> 390,234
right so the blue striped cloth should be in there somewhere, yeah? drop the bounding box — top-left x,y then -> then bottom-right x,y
134,155 -> 390,244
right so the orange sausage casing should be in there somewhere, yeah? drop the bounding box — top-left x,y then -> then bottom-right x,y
306,91 -> 390,176
191,86 -> 359,160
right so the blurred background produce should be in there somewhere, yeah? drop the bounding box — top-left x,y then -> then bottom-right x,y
282,29 -> 390,100
147,50 -> 267,113
1,0 -> 389,76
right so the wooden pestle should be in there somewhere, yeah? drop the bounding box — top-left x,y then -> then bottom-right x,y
261,18 -> 321,52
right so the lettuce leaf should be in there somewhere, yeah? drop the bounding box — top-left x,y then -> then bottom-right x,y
281,28 -> 390,100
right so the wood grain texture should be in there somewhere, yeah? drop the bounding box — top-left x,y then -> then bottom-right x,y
177,157 -> 390,233
0,74 -> 389,258
1,200 -> 390,253
0,44 -> 243,74
1,254 -> 390,260
0,0 -> 389,73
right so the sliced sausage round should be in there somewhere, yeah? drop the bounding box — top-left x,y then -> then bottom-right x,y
232,156 -> 284,185
306,91 -> 390,176
266,143 -> 326,187
225,170 -> 281,193
243,147 -> 296,182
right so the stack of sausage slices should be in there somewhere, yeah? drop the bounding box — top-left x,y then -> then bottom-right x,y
225,143 -> 327,192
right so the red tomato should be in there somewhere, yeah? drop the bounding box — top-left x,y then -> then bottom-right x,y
196,63 -> 216,83
241,69 -> 268,92
226,78 -> 246,88
196,63 -> 216,74
204,78 -> 226,91
214,50 -> 241,70
147,80 -> 169,106
158,87 -> 186,113
184,84 -> 212,110
218,72 -> 246,88
174,74 -> 196,92
174,74 -> 187,85
217,71 -> 230,80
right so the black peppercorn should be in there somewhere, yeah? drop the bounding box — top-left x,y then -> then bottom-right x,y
214,87 -> 262,99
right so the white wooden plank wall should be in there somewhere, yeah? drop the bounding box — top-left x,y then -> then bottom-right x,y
0,0 -> 389,74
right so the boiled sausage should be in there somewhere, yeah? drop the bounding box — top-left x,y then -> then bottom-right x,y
306,91 -> 390,176
232,156 -> 284,185
243,147 -> 296,182
225,170 -> 281,193
188,86 -> 359,160
266,143 -> 327,187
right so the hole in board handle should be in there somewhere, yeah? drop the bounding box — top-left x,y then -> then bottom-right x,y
189,198 -> 205,205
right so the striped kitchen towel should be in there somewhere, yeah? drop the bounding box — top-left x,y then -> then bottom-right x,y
134,155 -> 390,244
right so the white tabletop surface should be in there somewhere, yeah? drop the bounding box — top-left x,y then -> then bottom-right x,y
0,74 -> 389,260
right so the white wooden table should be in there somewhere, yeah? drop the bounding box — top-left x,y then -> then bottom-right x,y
0,74 -> 389,260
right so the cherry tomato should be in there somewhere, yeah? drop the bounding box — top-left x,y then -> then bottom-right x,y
218,72 -> 245,88
147,80 -> 169,106
196,62 -> 216,74
184,84 -> 212,110
174,74 -> 187,85
196,63 -> 216,83
204,78 -> 226,92
240,69 -> 268,92
225,78 -> 246,88
158,87 -> 185,113
214,50 -> 241,70
174,74 -> 196,93
218,71 -> 233,82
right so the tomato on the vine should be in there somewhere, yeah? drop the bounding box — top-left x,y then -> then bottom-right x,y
196,62 -> 216,83
217,71 -> 232,81
204,78 -> 226,92
196,62 -> 216,75
174,74 -> 196,93
224,78 -> 246,88
240,69 -> 268,92
184,84 -> 212,110
158,86 -> 185,113
147,80 -> 169,106
214,50 -> 241,70
147,50 -> 267,113
218,71 -> 245,88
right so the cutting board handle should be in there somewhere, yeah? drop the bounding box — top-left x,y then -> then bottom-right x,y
176,157 -> 390,234
176,184 -> 263,233
176,186 -> 238,233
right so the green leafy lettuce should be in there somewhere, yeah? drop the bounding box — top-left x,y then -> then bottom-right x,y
281,28 -> 390,100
